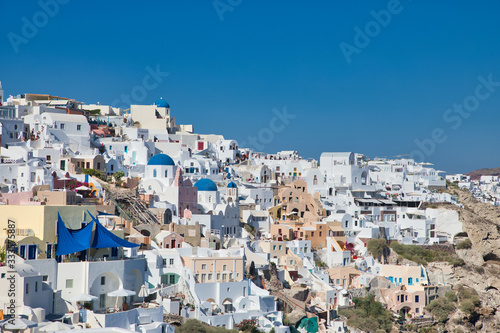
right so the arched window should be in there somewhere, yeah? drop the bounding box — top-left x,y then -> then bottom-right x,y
153,169 -> 157,177
165,170 -> 168,177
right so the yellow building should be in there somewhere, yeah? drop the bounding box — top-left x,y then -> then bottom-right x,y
0,205 -> 114,259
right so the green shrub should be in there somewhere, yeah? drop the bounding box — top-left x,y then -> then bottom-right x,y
449,258 -> 465,267
83,168 -> 102,179
175,319 -> 238,333
113,171 -> 125,182
339,294 -> 393,332
456,239 -> 472,250
445,291 -> 458,303
426,297 -> 455,323
390,242 -> 459,266
459,299 -> 476,315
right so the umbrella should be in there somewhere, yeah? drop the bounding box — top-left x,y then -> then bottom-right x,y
138,284 -> 148,307
58,177 -> 72,190
39,321 -> 73,332
75,185 -> 90,191
107,288 -> 136,308
1,317 -> 38,331
18,306 -> 34,317
71,294 -> 97,302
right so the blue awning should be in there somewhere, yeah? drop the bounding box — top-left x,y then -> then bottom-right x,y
97,211 -> 115,216
56,213 -> 89,256
88,211 -> 139,249
68,217 -> 94,249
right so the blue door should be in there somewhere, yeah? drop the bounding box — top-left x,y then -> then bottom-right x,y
28,244 -> 37,259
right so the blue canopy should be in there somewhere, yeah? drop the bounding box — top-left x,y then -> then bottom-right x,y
88,211 -> 139,249
56,213 -> 89,256
68,217 -> 94,250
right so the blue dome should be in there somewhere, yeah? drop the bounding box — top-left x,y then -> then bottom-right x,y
227,181 -> 237,188
148,154 -> 175,166
154,98 -> 170,108
194,178 -> 218,192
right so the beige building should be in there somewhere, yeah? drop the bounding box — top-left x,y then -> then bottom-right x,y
59,154 -> 106,174
382,285 -> 426,318
182,254 -> 244,284
130,100 -> 175,131
327,267 -> 361,289
269,180 -> 324,223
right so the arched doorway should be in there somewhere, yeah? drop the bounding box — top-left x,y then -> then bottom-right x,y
164,209 -> 172,224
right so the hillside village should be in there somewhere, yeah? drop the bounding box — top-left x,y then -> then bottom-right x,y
0,81 -> 499,333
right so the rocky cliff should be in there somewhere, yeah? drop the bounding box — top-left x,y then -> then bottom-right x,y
426,185 -> 500,331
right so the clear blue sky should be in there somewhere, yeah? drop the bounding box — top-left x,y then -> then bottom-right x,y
1,1 -> 499,174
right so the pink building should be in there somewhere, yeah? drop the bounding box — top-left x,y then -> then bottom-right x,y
156,231 -> 184,249
174,168 -> 198,217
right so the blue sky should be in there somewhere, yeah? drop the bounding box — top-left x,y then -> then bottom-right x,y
1,1 -> 499,173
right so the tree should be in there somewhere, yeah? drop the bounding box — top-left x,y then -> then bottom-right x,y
83,168 -> 102,179
113,171 -> 125,183
367,238 -> 387,261
339,294 -> 394,332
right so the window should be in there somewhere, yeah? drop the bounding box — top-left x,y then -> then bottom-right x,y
201,264 -> 207,270
153,169 -> 157,177
170,258 -> 174,265
311,232 -> 314,237
223,264 -> 227,271
273,245 -> 276,251
162,259 -> 167,266
278,245 -> 282,250
222,273 -> 227,281
46,155 -> 51,161
415,307 -> 419,313
60,123 -> 65,129
77,125 -> 81,131
35,282 -> 38,292
101,276 -> 106,285
169,275 -> 175,284
208,274 -> 212,281
217,273 -> 221,281
165,170 -> 168,177
415,295 -> 419,303
66,279 -> 73,288
336,279 -> 340,285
